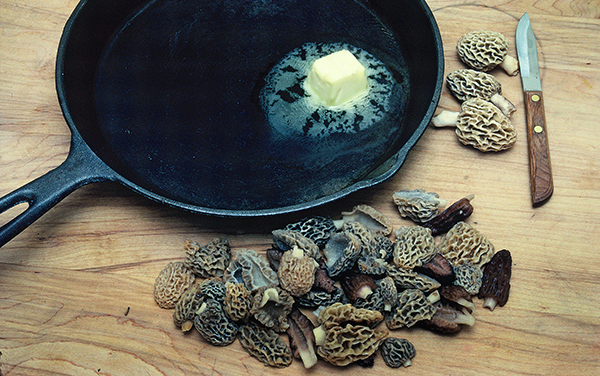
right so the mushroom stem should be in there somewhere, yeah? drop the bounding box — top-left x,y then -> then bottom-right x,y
181,320 -> 194,332
427,290 -> 441,304
458,308 -> 476,326
500,55 -> 519,76
483,297 -> 498,311
195,302 -> 208,315
490,93 -> 517,117
403,359 -> 412,367
356,285 -> 374,300
313,326 -> 327,346
436,197 -> 449,208
457,298 -> 476,312
298,346 -> 318,369
259,287 -> 280,308
290,245 -> 304,259
431,110 -> 459,127
332,219 -> 345,230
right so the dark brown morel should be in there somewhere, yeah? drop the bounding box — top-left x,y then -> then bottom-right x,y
414,253 -> 455,285
421,195 -> 474,236
478,249 -> 512,310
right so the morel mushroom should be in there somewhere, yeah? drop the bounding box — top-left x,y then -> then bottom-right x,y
272,229 -> 320,259
387,266 -> 441,292
421,195 -> 474,237
342,221 -> 377,256
317,324 -> 388,367
353,287 -> 386,313
340,272 -> 377,301
456,30 -> 519,75
313,303 -> 387,366
173,283 -> 203,332
265,247 -> 284,271
322,230 -> 362,277
386,289 -> 436,329
313,267 -> 337,293
250,285 -> 294,332
295,286 -> 346,309
197,277 -> 226,303
354,276 -> 400,313
339,204 -> 393,236
414,253 -> 455,285
287,308 -> 318,369
283,216 -> 337,248
239,321 -> 293,367
154,262 -> 195,309
439,285 -> 476,312
224,249 -> 279,291
478,249 -> 512,310
421,301 -> 475,334
193,299 -> 239,346
447,69 -> 516,116
431,98 -> 517,152
393,226 -> 437,270
380,338 -> 416,368
378,276 -> 398,312
277,246 -> 319,297
313,303 -> 383,341
392,189 -> 447,223
438,221 -> 495,267
356,254 -> 389,278
375,235 -> 395,260
453,261 -> 484,295
223,281 -> 252,322
184,238 -> 231,278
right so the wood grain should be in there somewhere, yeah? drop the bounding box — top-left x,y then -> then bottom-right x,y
2,1 -> 600,375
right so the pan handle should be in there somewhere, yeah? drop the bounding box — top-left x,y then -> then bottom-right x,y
0,134 -> 116,248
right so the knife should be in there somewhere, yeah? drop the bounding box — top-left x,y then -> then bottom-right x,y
516,13 -> 553,206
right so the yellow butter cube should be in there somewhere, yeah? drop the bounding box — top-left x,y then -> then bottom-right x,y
305,50 -> 369,107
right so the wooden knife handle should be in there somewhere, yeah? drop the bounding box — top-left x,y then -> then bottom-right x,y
524,90 -> 553,206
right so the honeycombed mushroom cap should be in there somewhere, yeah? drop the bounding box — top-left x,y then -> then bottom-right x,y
184,238 -> 231,278
438,221 -> 495,266
456,98 -> 517,152
386,289 -> 436,329
457,30 -> 509,72
393,226 -> 437,270
277,247 -> 319,297
341,204 -> 393,236
447,69 -> 502,102
239,321 -> 293,367
392,189 -> 447,223
380,338 -> 416,368
154,262 -> 195,309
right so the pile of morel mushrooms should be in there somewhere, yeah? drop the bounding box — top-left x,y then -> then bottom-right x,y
154,188 -> 512,369
432,30 -> 520,152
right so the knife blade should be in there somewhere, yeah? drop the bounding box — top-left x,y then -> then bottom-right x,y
516,13 -> 553,206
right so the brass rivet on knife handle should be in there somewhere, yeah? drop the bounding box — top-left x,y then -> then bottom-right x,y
524,90 -> 553,206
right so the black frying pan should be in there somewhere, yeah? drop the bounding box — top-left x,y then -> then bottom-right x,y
0,0 -> 443,247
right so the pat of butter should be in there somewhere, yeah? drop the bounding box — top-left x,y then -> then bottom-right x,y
305,50 -> 368,107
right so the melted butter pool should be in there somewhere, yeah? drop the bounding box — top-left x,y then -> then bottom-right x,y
261,43 -> 399,137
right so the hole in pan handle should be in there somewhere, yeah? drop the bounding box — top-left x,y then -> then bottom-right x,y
0,134 -> 117,248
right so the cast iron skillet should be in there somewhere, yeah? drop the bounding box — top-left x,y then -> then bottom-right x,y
0,0 -> 443,247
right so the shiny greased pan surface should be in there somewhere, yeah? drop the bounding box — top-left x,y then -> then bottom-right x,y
0,0 -> 443,246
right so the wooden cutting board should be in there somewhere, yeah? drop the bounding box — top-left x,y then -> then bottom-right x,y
1,0 -> 599,375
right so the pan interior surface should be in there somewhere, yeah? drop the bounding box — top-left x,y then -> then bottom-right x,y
93,0 -> 412,211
